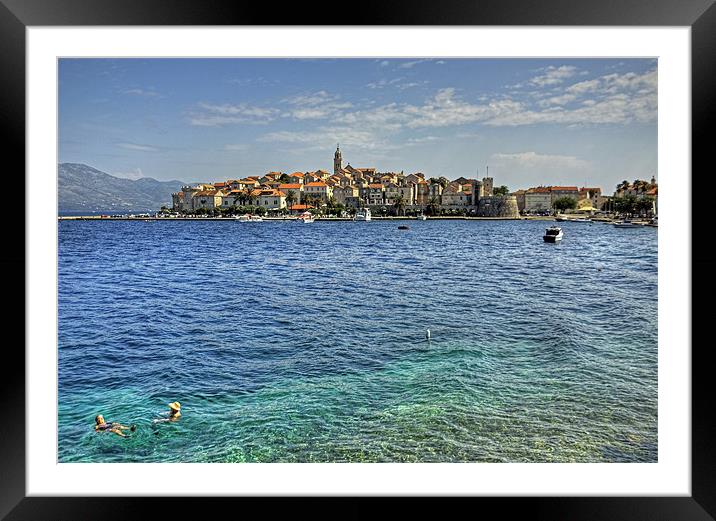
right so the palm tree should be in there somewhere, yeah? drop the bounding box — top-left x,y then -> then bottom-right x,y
244,189 -> 256,206
285,190 -> 297,211
393,194 -> 406,216
427,196 -> 440,216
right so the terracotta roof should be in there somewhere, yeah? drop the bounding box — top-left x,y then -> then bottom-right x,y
527,187 -> 551,193
550,186 -> 579,192
305,181 -> 327,187
368,184 -> 383,189
289,204 -> 314,210
279,183 -> 302,189
289,172 -> 305,177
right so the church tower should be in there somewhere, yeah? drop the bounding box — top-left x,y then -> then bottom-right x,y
334,144 -> 343,175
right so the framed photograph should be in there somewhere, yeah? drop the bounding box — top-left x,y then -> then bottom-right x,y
4,0 -> 714,518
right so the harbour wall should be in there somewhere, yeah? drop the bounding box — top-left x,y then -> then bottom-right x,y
476,196 -> 520,218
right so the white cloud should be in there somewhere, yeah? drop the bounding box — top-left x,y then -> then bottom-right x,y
366,77 -> 404,89
398,59 -> 431,69
282,91 -> 352,120
224,144 -> 250,151
189,102 -> 280,126
117,142 -> 159,152
189,68 -> 656,133
406,136 -> 442,145
528,66 -> 579,87
122,88 -> 160,97
258,127 -> 399,152
491,151 -> 589,170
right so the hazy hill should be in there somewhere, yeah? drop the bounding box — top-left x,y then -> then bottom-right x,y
58,163 -> 186,214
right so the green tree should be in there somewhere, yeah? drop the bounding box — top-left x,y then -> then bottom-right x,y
493,185 -> 509,196
279,173 -> 291,184
553,196 -> 578,212
616,180 -> 630,193
285,190 -> 297,210
393,194 -> 406,216
426,196 -> 440,216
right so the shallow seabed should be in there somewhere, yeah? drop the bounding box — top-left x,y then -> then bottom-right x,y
58,219 -> 657,462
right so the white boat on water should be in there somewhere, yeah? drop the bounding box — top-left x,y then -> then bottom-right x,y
417,213 -> 427,221
354,208 -> 371,221
613,220 -> 639,228
296,211 -> 315,223
543,226 -> 563,242
235,214 -> 263,222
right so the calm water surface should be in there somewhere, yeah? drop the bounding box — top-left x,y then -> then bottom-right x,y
58,219 -> 657,462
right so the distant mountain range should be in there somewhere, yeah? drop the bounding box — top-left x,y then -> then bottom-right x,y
58,163 -> 187,214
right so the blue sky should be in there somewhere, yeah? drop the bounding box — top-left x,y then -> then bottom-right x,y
59,58 -> 657,192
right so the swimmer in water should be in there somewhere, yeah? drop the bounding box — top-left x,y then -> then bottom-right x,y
154,401 -> 181,423
94,414 -> 135,437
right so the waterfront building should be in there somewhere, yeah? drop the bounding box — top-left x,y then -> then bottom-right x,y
220,190 -> 243,208
278,183 -> 303,204
192,189 -> 225,210
398,183 -> 418,206
524,187 -> 552,213
366,183 -> 385,205
304,181 -> 332,202
441,183 -> 474,209
415,179 -> 430,205
550,186 -> 580,205
512,189 -> 527,212
257,189 -> 287,210
384,182 -> 400,205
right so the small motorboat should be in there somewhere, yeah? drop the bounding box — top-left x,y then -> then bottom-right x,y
543,226 -> 563,242
417,213 -> 427,221
296,211 -> 315,223
354,208 -> 372,221
612,220 -> 639,228
235,214 -> 263,222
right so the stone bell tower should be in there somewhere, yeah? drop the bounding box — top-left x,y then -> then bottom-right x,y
334,143 -> 343,175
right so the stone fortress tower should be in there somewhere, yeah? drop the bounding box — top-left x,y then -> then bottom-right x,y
482,166 -> 494,197
334,144 -> 343,175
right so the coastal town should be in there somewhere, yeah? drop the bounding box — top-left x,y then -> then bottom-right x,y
163,145 -> 658,221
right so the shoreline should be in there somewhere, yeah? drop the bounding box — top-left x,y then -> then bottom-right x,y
58,215 -> 558,222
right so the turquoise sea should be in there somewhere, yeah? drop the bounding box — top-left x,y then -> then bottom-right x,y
58,219 -> 657,462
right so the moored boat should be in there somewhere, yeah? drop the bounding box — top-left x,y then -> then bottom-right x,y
235,214 -> 263,222
296,211 -> 315,223
543,226 -> 563,242
354,208 -> 371,221
612,220 -> 639,228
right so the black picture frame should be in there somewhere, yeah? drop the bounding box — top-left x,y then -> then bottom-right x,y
3,0 -> 713,519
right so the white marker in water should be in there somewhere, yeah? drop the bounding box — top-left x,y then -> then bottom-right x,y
426,329 -> 431,340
